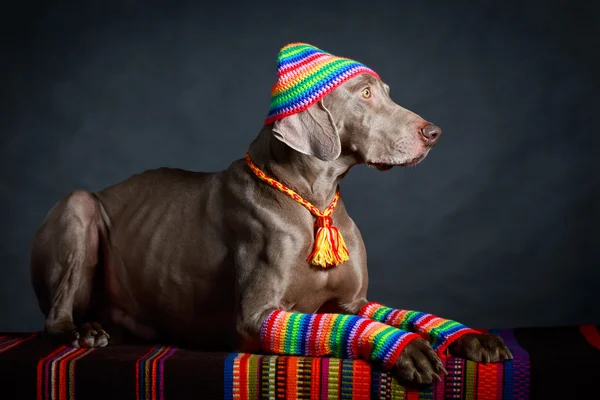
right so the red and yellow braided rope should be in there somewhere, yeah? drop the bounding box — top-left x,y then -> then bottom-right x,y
245,152 -> 349,268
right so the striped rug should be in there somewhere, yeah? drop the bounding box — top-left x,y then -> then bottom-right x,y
0,325 -> 598,399
223,329 -> 529,400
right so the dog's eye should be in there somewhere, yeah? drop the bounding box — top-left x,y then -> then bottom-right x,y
361,88 -> 371,99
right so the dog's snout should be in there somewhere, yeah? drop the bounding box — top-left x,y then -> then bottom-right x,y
420,124 -> 442,145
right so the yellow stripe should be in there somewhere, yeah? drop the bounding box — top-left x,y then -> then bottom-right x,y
465,360 -> 477,400
327,360 -> 340,399
50,348 -> 80,400
247,355 -> 260,399
390,374 -> 406,399
279,312 -> 294,353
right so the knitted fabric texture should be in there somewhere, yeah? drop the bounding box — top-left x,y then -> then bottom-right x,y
259,310 -> 420,371
358,302 -> 481,355
264,42 -> 380,125
245,152 -> 349,268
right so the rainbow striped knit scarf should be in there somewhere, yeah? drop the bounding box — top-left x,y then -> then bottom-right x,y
358,302 -> 480,354
264,43 -> 380,125
260,310 -> 420,370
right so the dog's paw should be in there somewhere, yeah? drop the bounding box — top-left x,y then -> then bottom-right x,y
393,337 -> 447,386
448,333 -> 513,363
69,322 -> 110,348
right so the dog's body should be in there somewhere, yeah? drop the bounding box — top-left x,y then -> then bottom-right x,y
32,140 -> 366,351
31,68 -> 511,385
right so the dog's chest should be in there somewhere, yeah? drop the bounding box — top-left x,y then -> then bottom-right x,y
281,260 -> 364,313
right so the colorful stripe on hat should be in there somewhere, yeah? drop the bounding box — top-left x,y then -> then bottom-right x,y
259,310 -> 419,371
358,302 -> 481,354
265,43 -> 380,124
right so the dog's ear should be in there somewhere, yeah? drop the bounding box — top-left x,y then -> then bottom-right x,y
272,99 -> 341,161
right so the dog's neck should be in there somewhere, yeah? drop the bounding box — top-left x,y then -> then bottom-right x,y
247,126 -> 358,211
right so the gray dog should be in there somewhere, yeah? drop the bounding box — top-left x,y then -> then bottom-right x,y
30,43 -> 512,385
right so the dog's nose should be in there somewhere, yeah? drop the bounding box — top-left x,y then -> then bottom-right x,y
420,124 -> 442,145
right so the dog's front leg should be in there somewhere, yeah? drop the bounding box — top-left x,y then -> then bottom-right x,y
354,302 -> 513,363
235,270 -> 446,385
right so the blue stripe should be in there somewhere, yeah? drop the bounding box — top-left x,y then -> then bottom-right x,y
223,353 -> 238,400
267,63 -> 366,117
277,47 -> 323,68
340,359 -> 354,400
297,314 -> 311,356
340,316 -> 361,359
271,60 -> 365,103
491,329 -> 530,399
378,307 -> 396,324
138,345 -> 163,399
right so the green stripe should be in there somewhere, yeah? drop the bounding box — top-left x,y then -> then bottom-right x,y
288,313 -> 302,354
279,44 -> 324,58
335,315 -> 351,357
270,58 -> 357,105
399,311 -> 420,331
430,320 -> 460,336
329,315 -> 342,356
429,320 -> 460,348
371,327 -> 398,361
372,306 -> 393,322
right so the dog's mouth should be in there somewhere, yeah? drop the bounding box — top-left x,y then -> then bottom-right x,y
366,152 -> 428,171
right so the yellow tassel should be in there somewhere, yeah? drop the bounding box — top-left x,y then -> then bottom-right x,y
308,217 -> 350,268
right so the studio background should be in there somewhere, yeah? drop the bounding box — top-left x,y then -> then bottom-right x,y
2,0 -> 599,332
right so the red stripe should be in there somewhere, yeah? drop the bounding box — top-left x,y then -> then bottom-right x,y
496,358 -> 504,398
277,52 -> 330,75
262,311 -> 279,351
435,355 -> 447,399
435,328 -> 481,356
309,314 -> 323,355
151,347 -> 167,400
352,320 -> 374,359
239,353 -> 251,399
0,333 -> 38,354
349,319 -> 371,358
136,345 -> 160,400
415,314 -> 437,332
276,356 -> 287,399
476,362 -> 499,400
406,387 -> 420,400
150,346 -> 171,400
357,303 -> 376,319
286,356 -> 299,399
58,348 -> 86,400
580,325 -> 600,351
0,338 -> 19,352
385,333 -> 421,370
352,361 -> 371,400
264,70 -> 381,125
37,346 -> 67,400
68,348 -> 94,400
309,357 -> 320,400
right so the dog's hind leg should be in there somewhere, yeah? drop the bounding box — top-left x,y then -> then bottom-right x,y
31,190 -> 111,347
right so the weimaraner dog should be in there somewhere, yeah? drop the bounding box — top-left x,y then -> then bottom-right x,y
31,44 -> 512,386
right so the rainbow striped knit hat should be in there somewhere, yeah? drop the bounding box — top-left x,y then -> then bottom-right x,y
264,43 -> 380,125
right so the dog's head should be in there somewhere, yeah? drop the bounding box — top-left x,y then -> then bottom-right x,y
267,44 -> 441,170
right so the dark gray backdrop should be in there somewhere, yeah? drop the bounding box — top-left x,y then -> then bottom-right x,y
2,0 -> 599,332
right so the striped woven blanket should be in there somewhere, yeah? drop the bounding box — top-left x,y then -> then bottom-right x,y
0,325 -> 598,399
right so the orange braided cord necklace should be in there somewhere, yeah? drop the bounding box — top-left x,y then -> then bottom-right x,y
245,152 -> 349,268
